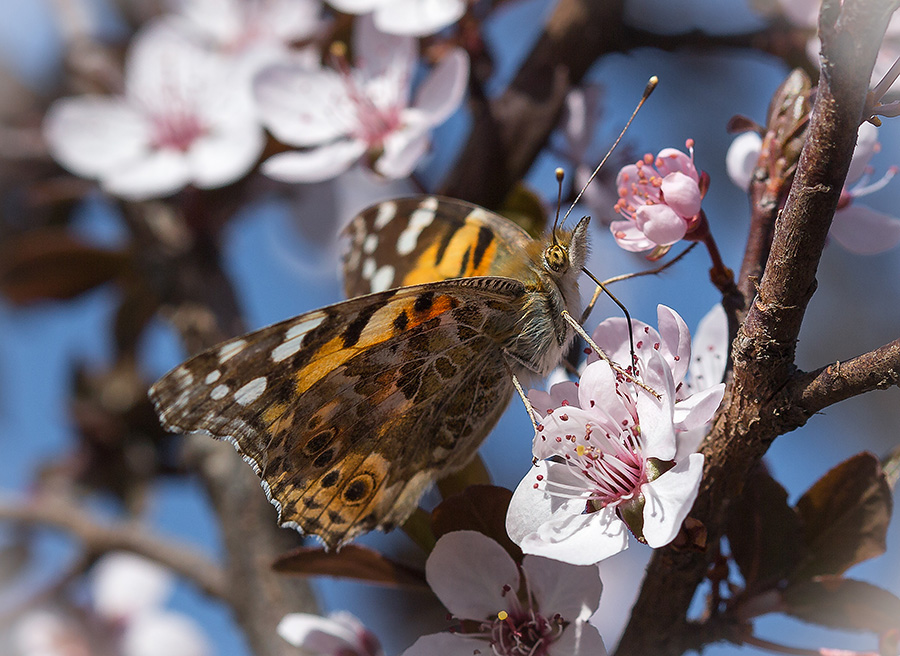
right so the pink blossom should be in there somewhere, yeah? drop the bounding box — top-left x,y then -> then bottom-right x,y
326,0 -> 466,36
726,123 -> 900,254
43,22 -> 265,200
402,531 -> 606,656
506,306 -> 724,565
255,16 -> 468,182
611,140 -> 706,256
278,611 -> 383,656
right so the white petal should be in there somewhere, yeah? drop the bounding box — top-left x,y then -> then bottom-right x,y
188,123 -> 265,188
102,149 -> 193,200
327,0 -> 385,13
635,350 -> 677,461
532,406 -> 599,460
277,613 -> 362,652
846,122 -> 880,185
426,530 -> 519,621
656,304 -> 691,385
254,65 -> 352,146
725,131 -> 761,192
353,14 -> 415,97
43,96 -> 149,178
522,555 -> 603,620
401,632 -> 487,656
376,126 -> 431,178
673,383 -> 725,431
549,620 -> 608,656
373,0 -> 465,35
640,453 -> 704,548
829,204 -> 900,254
522,507 -> 630,566
575,360 -> 630,433
507,460 -> 571,541
91,553 -> 173,621
122,610 -> 210,656
412,48 -> 469,125
261,140 -> 366,183
687,303 -> 728,393
610,219 -> 655,252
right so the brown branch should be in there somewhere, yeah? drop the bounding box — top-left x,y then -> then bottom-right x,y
0,493 -> 227,600
614,1 -> 900,654
794,338 -> 900,416
439,0 -> 625,208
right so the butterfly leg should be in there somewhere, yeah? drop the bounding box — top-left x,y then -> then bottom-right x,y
510,373 -> 540,432
561,310 -> 661,400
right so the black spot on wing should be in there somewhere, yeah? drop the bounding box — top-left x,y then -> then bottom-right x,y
457,246 -> 471,277
342,298 -> 389,348
413,291 -> 434,313
393,310 -> 409,332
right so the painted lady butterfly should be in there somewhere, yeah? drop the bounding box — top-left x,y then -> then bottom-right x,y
149,196 -> 589,549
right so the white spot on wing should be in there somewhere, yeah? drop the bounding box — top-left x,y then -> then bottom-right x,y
370,265 -> 395,292
362,257 -> 376,281
204,370 -> 221,384
211,384 -> 230,400
373,201 -> 397,230
218,339 -> 246,363
235,377 -> 267,405
363,233 -> 378,254
396,197 -> 438,255
272,315 -> 324,362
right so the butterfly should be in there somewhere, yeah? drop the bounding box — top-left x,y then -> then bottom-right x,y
149,195 -> 590,549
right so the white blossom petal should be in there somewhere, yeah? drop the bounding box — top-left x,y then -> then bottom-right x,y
673,383 -> 725,431
411,48 -> 469,126
829,204 -> 900,254
548,619 -> 608,656
522,554 -> 603,621
188,124 -> 265,188
687,304 -> 728,393
640,453 -> 704,548
102,149 -> 194,200
373,0 -> 465,35
122,610 -> 210,656
610,219 -> 656,252
261,140 -> 367,183
376,126 -> 431,178
656,304 -> 692,385
401,632 -> 488,656
846,122 -> 880,186
425,530 -> 519,621
725,131 -> 761,192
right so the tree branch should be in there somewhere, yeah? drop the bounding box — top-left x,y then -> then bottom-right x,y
794,338 -> 900,415
0,493 -> 227,600
614,1 -> 900,654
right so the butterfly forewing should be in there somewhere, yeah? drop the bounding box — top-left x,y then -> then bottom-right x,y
149,277 -> 526,548
343,196 -> 534,297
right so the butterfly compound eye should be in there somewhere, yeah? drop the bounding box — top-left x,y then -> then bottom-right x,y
545,244 -> 568,272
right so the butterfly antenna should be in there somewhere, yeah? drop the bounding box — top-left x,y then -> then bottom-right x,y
562,75 -> 658,226
551,167 -> 565,246
581,266 -> 637,374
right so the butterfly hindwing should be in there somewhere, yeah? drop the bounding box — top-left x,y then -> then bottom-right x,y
343,196 -> 534,298
149,277 -> 526,548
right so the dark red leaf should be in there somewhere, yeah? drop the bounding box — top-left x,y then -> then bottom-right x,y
725,463 -> 804,592
0,228 -> 129,304
782,576 -> 900,633
273,544 -> 427,588
431,485 -> 521,562
792,453 -> 892,581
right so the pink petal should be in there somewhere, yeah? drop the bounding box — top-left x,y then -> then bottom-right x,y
659,171 -> 701,217
725,132 -> 761,192
609,219 -> 655,252
254,65 -> 351,146
640,453 -> 704,548
426,531 -> 519,620
829,204 -> 900,254
533,406 -> 600,460
43,97 -> 149,178
654,148 -> 697,181
522,554 -> 603,620
374,0 -> 465,36
588,316 -> 644,366
576,360 -> 632,434
412,47 -> 469,125
261,140 -> 366,183
634,350 -> 677,462
656,305 -> 691,385
615,164 -> 660,206
634,203 -> 688,246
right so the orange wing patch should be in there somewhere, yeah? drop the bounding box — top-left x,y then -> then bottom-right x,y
401,221 -> 499,286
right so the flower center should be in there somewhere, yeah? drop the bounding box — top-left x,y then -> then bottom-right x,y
487,609 -> 564,656
150,110 -> 207,152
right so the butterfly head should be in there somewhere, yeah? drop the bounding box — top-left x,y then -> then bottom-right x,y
542,215 -> 590,278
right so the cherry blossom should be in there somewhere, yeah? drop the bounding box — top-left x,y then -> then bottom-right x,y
326,0 -> 465,36
43,22 -> 265,200
506,306 -> 724,565
726,123 -> 900,254
254,16 -> 468,183
402,531 -> 606,656
611,140 -> 707,256
277,611 -> 383,656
